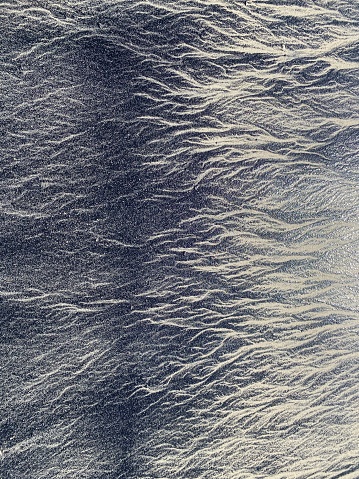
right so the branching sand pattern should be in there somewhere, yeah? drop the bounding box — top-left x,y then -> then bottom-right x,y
1,1 -> 359,478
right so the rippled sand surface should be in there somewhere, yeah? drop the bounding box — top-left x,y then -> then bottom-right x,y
1,1 -> 359,478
